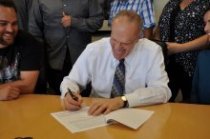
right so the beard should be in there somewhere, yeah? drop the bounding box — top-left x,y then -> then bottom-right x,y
0,32 -> 16,47
0,36 -> 8,47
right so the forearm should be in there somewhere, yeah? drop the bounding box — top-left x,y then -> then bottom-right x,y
177,34 -> 208,52
184,34 -> 209,50
166,34 -> 209,55
125,86 -> 171,107
1,79 -> 35,94
60,49 -> 91,98
60,77 -> 80,99
1,71 -> 39,94
125,45 -> 171,107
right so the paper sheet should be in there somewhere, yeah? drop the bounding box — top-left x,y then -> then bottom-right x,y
51,107 -> 154,133
51,107 -> 108,133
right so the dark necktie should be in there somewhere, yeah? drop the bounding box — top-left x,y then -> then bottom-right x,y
111,59 -> 125,98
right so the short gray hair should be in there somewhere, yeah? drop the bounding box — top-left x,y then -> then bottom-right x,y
112,10 -> 142,28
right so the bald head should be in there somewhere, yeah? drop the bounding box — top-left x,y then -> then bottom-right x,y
110,10 -> 141,60
112,10 -> 142,31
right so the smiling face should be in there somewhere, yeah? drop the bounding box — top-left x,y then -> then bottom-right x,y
0,5 -> 18,48
110,16 -> 140,60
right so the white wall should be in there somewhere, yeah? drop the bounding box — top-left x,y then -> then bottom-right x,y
153,0 -> 169,23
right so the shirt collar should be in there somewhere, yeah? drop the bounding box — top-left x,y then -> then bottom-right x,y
109,38 -> 139,69
125,42 -> 138,67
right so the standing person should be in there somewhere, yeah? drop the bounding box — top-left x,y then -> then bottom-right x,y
155,0 -> 210,102
0,0 -> 43,100
60,10 -> 171,115
13,0 -> 33,31
109,0 -> 155,39
191,9 -> 210,104
14,0 -> 46,93
29,0 -> 104,94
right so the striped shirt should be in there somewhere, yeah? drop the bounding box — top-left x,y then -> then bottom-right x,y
109,0 -> 155,29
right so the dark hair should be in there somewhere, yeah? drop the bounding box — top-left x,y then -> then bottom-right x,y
0,0 -> 17,13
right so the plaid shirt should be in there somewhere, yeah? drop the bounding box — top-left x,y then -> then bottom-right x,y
109,0 -> 155,29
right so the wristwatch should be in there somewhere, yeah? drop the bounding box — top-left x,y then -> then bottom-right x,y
121,95 -> 128,108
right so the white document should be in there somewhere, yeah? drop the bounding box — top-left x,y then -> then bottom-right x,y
51,107 -> 154,133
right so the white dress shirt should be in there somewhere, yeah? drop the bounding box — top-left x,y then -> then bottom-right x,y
60,38 -> 171,107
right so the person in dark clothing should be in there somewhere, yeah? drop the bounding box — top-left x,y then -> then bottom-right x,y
13,0 -> 33,31
29,0 -> 104,94
191,9 -> 210,104
155,0 -> 210,102
0,0 -> 43,100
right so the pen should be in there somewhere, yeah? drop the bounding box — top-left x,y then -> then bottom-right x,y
67,88 -> 78,101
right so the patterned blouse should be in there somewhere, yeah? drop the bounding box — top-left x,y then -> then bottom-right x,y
159,0 -> 210,77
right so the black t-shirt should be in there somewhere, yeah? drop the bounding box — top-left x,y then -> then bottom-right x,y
0,30 -> 43,83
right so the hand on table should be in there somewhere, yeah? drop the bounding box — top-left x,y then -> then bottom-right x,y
0,85 -> 20,101
88,97 -> 124,116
